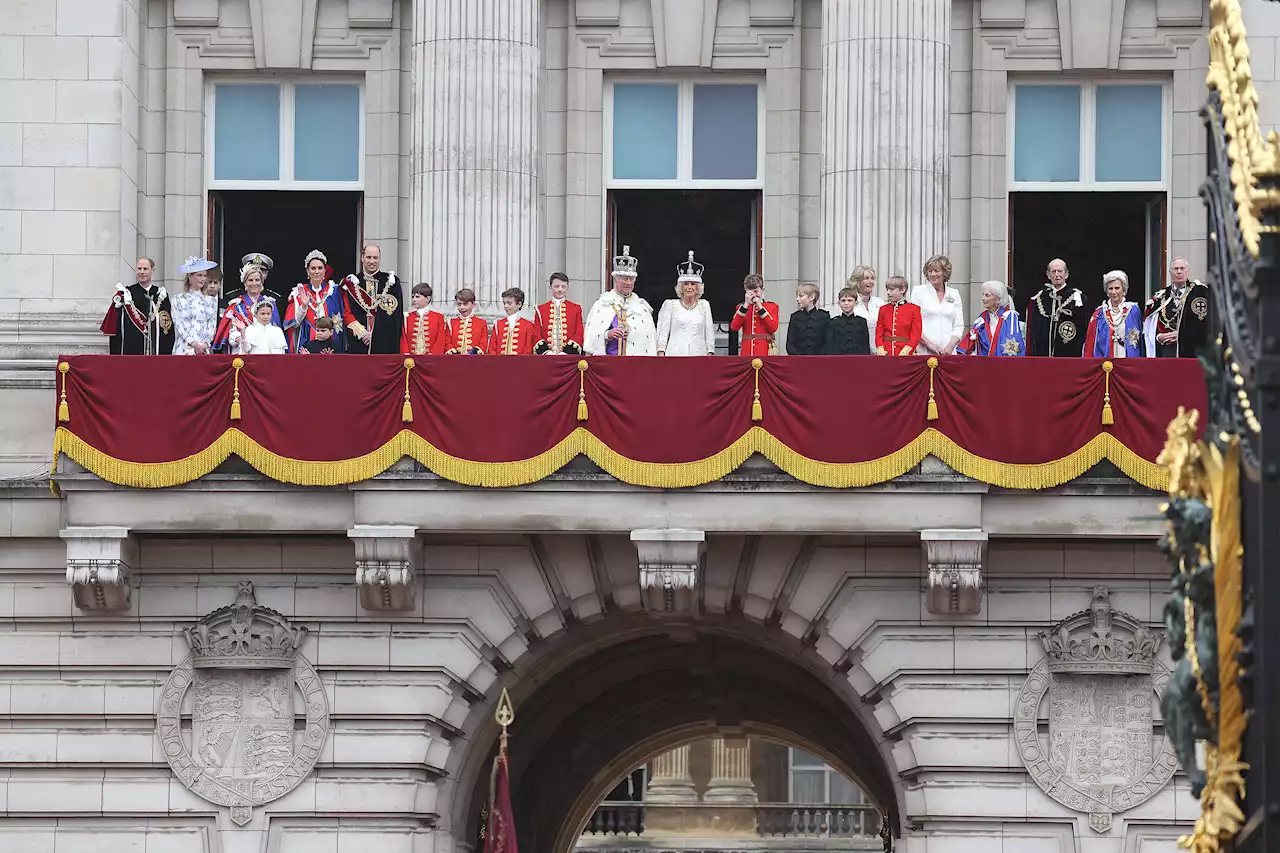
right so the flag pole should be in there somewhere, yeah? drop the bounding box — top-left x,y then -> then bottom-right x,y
484,688 -> 518,853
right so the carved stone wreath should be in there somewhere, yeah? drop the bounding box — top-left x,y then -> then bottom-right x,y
1013,586 -> 1178,834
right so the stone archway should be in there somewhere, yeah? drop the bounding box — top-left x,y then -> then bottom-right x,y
444,615 -> 902,853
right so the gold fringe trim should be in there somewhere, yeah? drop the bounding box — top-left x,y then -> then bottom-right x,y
52,425 -> 1170,491
57,361 -> 70,423
1102,360 -> 1115,426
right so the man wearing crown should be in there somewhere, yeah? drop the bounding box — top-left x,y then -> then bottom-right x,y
284,249 -> 347,352
585,245 -> 658,356
1142,257 -> 1210,358
100,256 -> 174,355
534,272 -> 585,355
342,243 -> 404,354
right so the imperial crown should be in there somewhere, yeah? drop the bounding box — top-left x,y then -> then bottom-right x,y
677,250 -> 704,284
1038,585 -> 1161,675
184,581 -> 306,669
613,245 -> 639,277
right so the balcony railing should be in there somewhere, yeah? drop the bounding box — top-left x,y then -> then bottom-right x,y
581,801 -> 882,840
583,802 -> 645,836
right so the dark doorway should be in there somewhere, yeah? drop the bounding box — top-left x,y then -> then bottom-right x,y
208,190 -> 362,299
1009,191 -> 1165,313
609,189 -> 758,321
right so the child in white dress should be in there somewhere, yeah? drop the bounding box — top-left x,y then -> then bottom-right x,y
240,301 -> 288,355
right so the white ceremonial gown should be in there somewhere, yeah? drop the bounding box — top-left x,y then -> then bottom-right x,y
585,291 -> 658,356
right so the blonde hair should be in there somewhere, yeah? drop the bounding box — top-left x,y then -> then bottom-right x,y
847,265 -> 876,287
674,280 -> 706,298
796,282 -> 819,300
922,255 -> 953,283
885,275 -> 909,295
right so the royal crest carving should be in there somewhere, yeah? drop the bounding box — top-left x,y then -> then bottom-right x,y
157,582 -> 329,826
1014,586 -> 1177,833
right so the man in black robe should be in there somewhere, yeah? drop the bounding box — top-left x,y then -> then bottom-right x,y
1025,258 -> 1089,357
341,244 -> 404,355
1142,257 -> 1210,358
99,257 -> 174,355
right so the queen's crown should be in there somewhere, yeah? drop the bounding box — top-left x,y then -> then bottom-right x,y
677,251 -> 704,283
184,582 -> 306,670
1038,585 -> 1161,675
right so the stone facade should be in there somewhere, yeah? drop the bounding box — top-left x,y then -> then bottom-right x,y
0,1 -> 1267,853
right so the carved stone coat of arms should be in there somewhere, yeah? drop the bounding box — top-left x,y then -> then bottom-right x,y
157,582 -> 329,826
1014,586 -> 1178,834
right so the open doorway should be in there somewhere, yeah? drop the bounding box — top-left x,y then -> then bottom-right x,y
608,189 -> 759,321
208,190 -> 362,300
1008,191 -> 1165,312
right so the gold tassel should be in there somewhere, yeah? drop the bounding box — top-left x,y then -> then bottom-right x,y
402,358 -> 415,423
926,357 -> 939,421
230,357 -> 243,421
751,358 -> 763,422
1101,360 -> 1114,426
577,360 -> 589,421
57,362 -> 70,422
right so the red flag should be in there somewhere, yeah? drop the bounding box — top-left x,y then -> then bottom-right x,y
484,748 -> 518,853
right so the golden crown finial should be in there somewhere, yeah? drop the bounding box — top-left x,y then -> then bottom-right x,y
495,687 -> 515,729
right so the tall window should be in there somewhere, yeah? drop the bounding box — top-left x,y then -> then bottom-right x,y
1006,79 -> 1169,308
787,748 -> 865,805
606,79 -> 764,189
208,79 -> 364,189
1009,80 -> 1167,190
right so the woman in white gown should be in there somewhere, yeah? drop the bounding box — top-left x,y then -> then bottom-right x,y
656,251 -> 716,357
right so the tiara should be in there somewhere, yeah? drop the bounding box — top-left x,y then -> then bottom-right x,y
240,263 -> 264,283
677,250 -> 704,284
613,245 -> 638,277
305,249 -> 327,267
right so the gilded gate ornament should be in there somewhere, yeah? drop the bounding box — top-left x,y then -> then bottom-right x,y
1014,586 -> 1177,834
156,582 -> 330,826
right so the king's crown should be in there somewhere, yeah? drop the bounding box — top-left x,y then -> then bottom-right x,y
184,582 -> 306,669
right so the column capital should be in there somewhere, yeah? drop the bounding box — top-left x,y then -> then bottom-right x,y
348,525 -> 418,612
61,526 -> 136,612
631,529 -> 705,615
920,529 -> 987,615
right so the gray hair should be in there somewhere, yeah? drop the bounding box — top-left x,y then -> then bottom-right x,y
674,280 -> 705,298
980,280 -> 1013,310
1103,270 -> 1129,294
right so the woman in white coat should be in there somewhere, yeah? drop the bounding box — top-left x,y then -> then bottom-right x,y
911,254 -> 965,355
656,251 -> 716,357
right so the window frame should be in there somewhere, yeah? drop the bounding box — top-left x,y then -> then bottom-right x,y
1007,78 -> 1170,192
604,75 -> 766,190
786,748 -> 864,805
205,76 -> 366,191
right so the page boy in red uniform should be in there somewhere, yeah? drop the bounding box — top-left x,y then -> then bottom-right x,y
401,283 -> 452,356
534,271 -> 585,355
446,288 -> 489,355
488,288 -> 538,356
875,276 -> 923,356
730,273 -> 779,357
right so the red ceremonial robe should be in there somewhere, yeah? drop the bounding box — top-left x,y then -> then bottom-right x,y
448,314 -> 490,354
488,316 -> 538,356
533,299 -> 585,354
875,301 -> 923,356
401,309 -> 453,356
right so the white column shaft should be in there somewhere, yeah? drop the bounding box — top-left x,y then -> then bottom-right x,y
411,0 -> 541,317
646,745 -> 698,803
703,738 -> 757,803
820,0 -> 950,304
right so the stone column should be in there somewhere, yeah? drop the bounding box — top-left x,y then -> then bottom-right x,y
410,0 -> 541,318
646,746 -> 698,803
820,0 -> 950,305
703,738 -> 758,804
